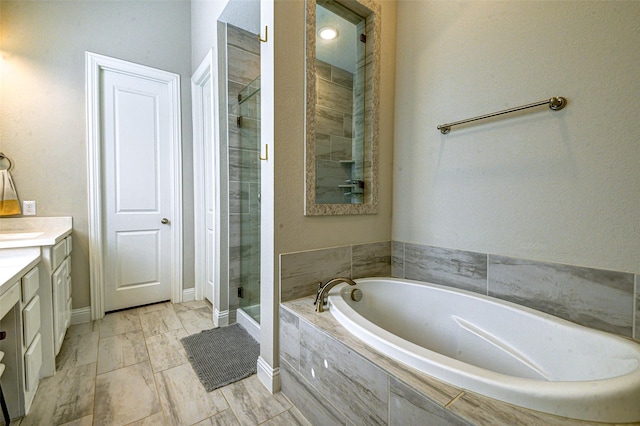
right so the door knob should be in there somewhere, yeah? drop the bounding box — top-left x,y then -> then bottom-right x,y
161,218 -> 170,225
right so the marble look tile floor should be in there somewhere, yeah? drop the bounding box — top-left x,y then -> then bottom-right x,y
9,300 -> 310,426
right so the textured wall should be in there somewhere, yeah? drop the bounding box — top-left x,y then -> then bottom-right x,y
0,1 -> 192,309
392,1 -> 640,274
274,0 -> 396,254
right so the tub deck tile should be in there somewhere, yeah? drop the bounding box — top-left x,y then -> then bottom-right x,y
390,377 -> 471,426
446,390 -> 613,426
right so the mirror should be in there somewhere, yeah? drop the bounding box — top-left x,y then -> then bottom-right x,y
305,0 -> 380,215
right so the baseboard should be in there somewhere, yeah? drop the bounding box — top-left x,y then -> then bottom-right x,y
182,287 -> 195,302
71,307 -> 92,325
257,356 -> 281,393
214,308 -> 229,328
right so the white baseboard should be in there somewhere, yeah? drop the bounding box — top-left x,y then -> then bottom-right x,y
257,356 -> 281,393
71,307 -> 92,325
182,287 -> 195,302
214,308 -> 229,328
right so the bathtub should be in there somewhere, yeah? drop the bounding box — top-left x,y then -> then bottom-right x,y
326,277 -> 640,423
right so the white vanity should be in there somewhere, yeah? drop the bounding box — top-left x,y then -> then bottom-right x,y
0,217 -> 72,420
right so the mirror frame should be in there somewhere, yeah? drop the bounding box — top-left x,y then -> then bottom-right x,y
304,0 -> 381,215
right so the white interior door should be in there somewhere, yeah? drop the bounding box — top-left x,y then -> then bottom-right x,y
203,76 -> 215,304
101,66 -> 177,312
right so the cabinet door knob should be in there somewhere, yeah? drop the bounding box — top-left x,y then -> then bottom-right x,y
161,218 -> 170,225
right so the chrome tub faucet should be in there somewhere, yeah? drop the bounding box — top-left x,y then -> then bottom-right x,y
313,277 -> 357,312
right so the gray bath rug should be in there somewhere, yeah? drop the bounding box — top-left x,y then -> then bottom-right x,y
181,323 -> 260,392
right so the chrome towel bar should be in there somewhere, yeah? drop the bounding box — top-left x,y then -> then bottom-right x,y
437,96 -> 567,134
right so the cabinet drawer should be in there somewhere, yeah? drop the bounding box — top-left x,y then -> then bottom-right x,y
51,239 -> 67,271
24,333 -> 42,392
65,235 -> 73,256
22,266 -> 40,304
23,295 -> 41,347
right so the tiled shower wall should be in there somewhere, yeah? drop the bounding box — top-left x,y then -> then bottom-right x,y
315,59 -> 356,204
280,241 -> 638,341
227,24 -> 260,312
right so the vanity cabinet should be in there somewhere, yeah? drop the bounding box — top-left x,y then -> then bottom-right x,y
47,236 -> 72,355
0,252 -> 42,419
20,265 -> 42,411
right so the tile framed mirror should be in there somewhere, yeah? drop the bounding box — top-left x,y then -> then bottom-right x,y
305,0 -> 380,215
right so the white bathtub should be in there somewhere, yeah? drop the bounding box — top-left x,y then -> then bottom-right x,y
327,277 -> 640,423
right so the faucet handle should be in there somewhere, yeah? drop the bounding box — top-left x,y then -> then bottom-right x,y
313,282 -> 324,305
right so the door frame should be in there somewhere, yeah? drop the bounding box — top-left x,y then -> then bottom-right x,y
192,49 -> 220,304
86,51 -> 183,320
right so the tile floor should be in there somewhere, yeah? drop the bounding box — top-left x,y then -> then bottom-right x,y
9,300 -> 310,426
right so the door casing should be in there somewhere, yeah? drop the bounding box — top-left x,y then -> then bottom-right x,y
86,51 -> 183,320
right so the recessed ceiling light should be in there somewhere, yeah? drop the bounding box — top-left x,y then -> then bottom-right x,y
318,27 -> 338,40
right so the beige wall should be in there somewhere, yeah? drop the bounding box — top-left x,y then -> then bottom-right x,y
274,0 -> 396,257
393,1 -> 640,274
0,1 -> 193,309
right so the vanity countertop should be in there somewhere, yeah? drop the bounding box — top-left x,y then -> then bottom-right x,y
0,216 -> 72,249
0,247 -> 41,298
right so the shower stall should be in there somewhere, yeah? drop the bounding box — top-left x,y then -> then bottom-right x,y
224,23 -> 261,335
236,76 -> 261,324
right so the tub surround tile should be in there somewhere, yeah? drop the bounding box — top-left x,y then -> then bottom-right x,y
391,241 -> 404,278
20,363 -> 95,426
352,241 -> 391,278
299,319 -> 388,425
220,374 -> 291,426
280,307 -> 300,368
282,297 -> 609,426
404,244 -> 487,294
445,390 -> 604,426
94,361 -> 161,426
390,378 -> 470,426
488,256 -> 634,337
155,363 -> 229,426
282,297 -> 462,409
96,330 -> 149,375
280,246 -> 352,302
280,361 -> 346,426
282,297 -> 342,332
280,242 -> 393,302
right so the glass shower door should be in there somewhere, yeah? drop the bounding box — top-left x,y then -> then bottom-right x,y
237,76 -> 261,323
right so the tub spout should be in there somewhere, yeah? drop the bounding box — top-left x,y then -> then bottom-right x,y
314,277 -> 357,312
